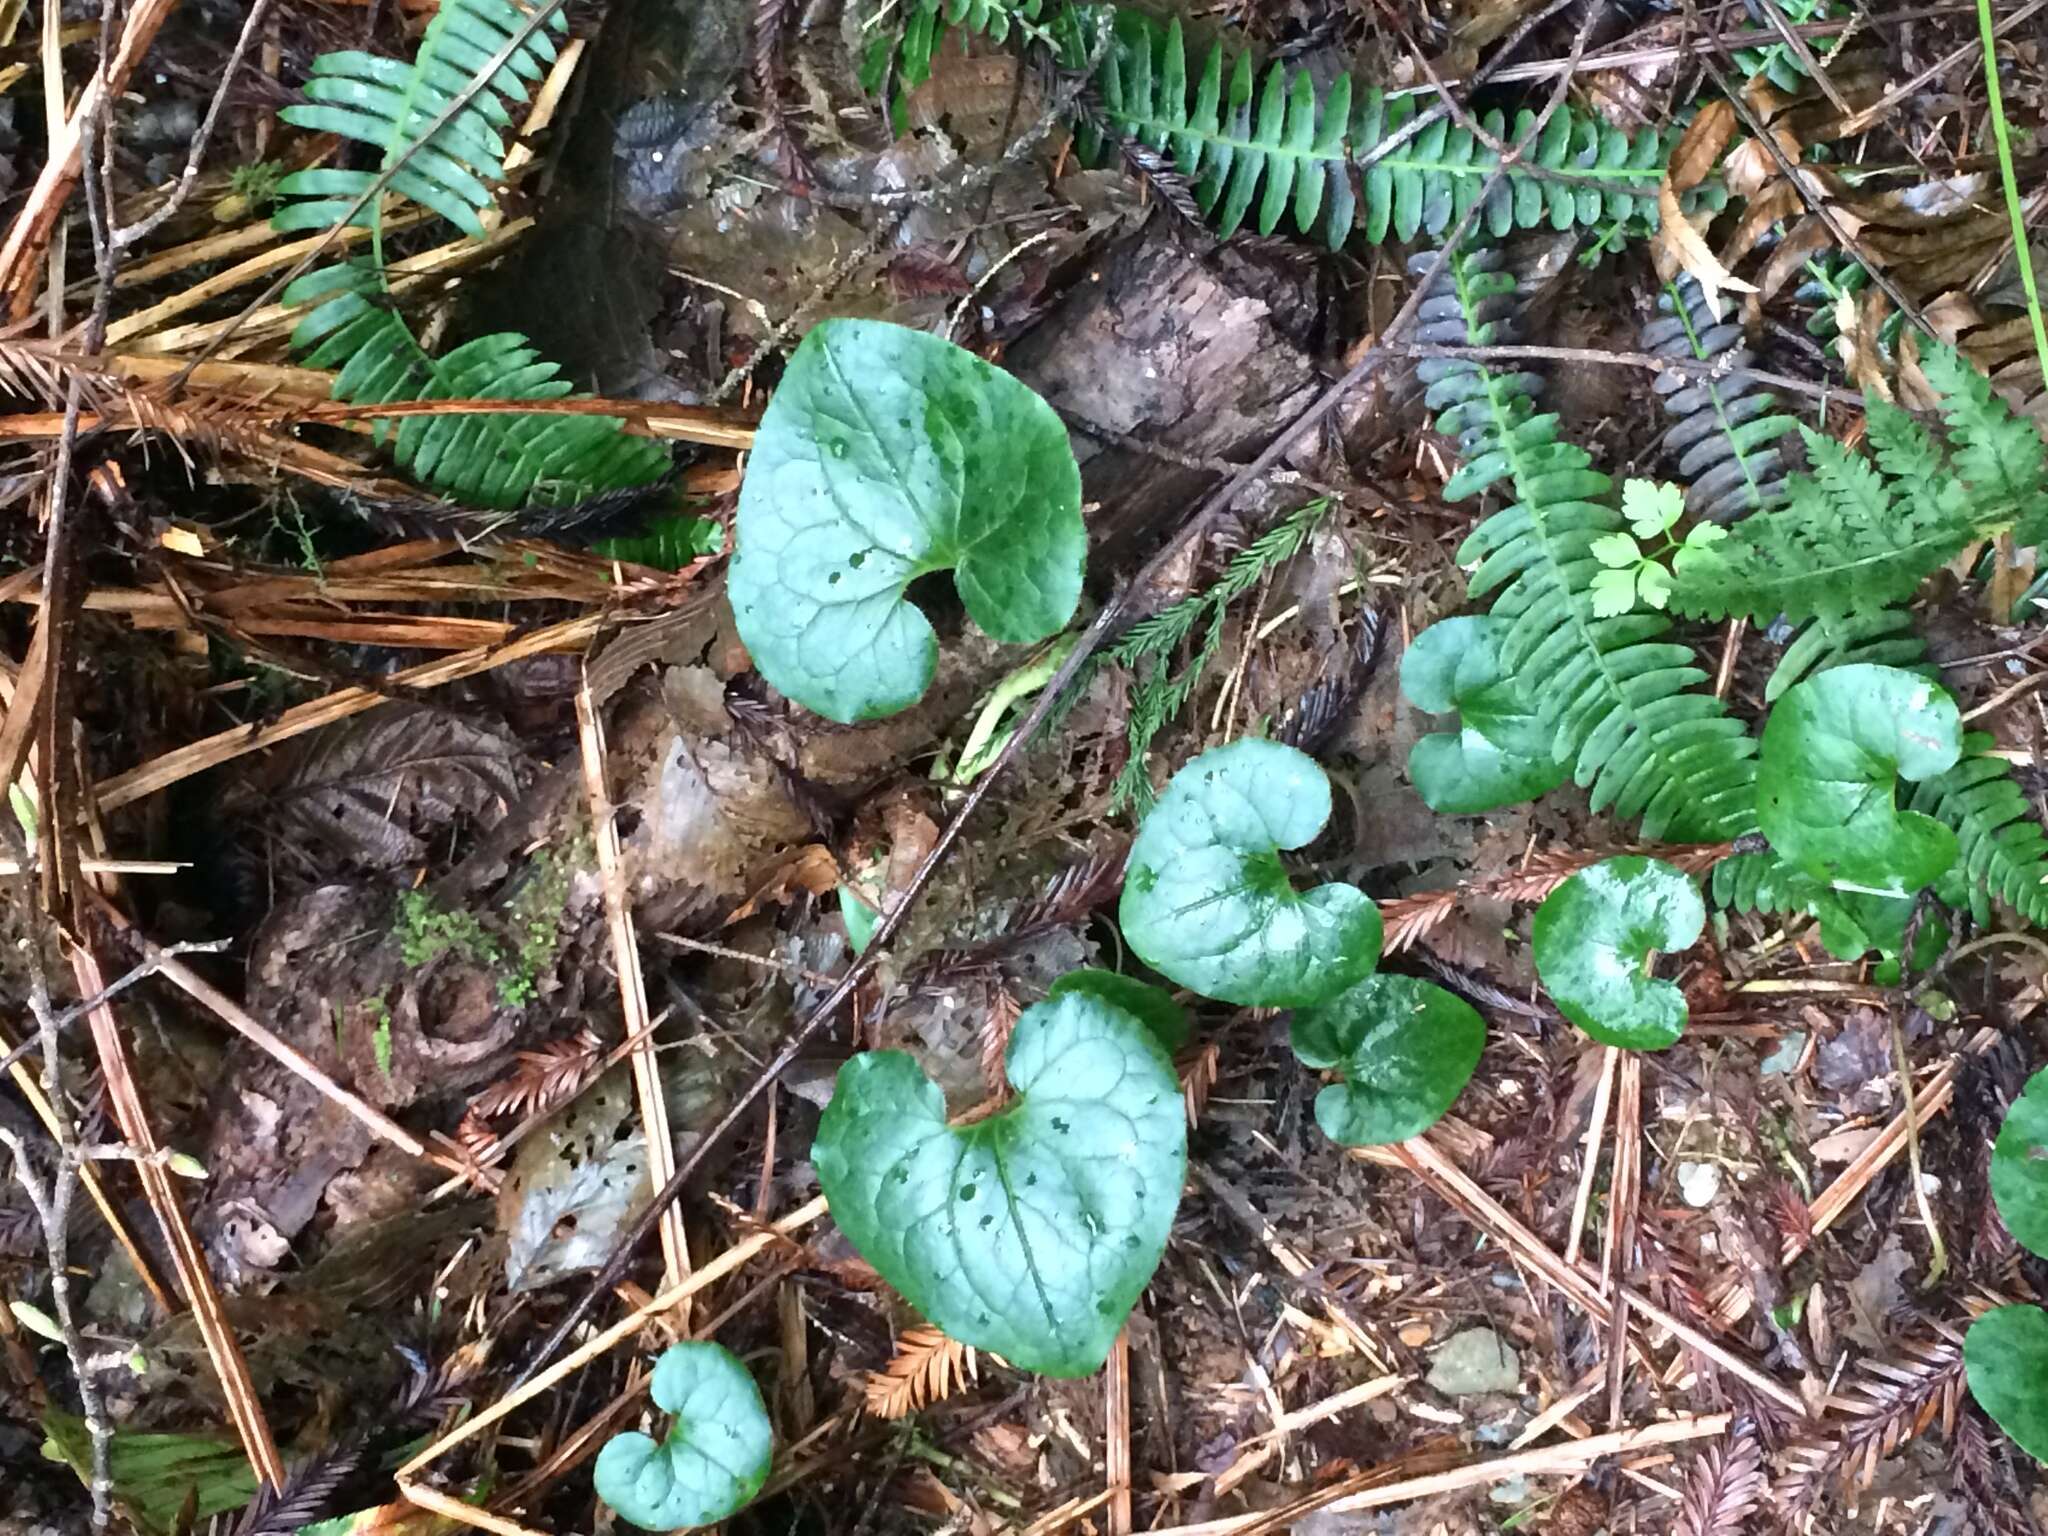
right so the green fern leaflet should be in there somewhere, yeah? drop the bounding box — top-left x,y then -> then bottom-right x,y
274,0 -> 670,510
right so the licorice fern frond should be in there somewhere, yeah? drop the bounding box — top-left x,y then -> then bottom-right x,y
1408,246 -> 1543,500
1643,277 -> 1799,523
1668,344 -> 2048,629
1910,734 -> 2048,927
1427,245 -> 1757,841
1078,12 -> 1668,249
273,0 -> 669,510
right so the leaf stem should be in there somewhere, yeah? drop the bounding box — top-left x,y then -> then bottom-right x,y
1976,0 -> 2048,389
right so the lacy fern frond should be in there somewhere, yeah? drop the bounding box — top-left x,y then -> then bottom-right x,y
1643,277 -> 1799,522
1078,12 -> 1667,249
1764,606 -> 1926,701
1429,246 -> 1756,840
1669,344 -> 2048,627
273,0 -> 670,510
1909,734 -> 2048,926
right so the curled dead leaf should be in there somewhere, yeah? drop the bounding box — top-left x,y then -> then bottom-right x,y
1654,182 -> 1757,323
1666,100 -> 1737,195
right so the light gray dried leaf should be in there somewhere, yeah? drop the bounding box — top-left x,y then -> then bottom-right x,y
498,1069 -> 651,1293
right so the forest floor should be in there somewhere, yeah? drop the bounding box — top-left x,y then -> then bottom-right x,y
3,0 -> 2048,1534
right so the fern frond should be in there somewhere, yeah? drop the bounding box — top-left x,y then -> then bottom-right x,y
1428,246 -> 1756,840
1909,734 -> 2048,927
1920,343 -> 2048,542
1642,277 -> 1799,523
1083,13 -> 1666,249
1409,246 -> 1542,501
279,264 -> 671,509
871,0 -> 1053,93
275,0 -> 563,242
1763,606 -> 1926,701
1668,347 -> 2048,629
272,0 -> 671,510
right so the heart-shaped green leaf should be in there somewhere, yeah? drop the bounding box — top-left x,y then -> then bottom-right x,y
1047,968 -> 1189,1052
729,319 -> 1085,723
593,1342 -> 772,1530
1531,856 -> 1704,1051
1993,1066 -> 2048,1259
812,985 -> 1186,1377
1401,618 -> 1567,814
1290,974 -> 1485,1146
1120,740 -> 1381,1007
1966,1305 -> 2048,1467
1758,664 -> 1962,894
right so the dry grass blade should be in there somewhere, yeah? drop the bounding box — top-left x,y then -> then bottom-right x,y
864,1326 -> 979,1419
1673,1417 -> 1765,1536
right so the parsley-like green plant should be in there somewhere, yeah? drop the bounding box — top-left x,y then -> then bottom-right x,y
1531,857 -> 1704,1050
593,1342 -> 772,1530
1289,975 -> 1484,1145
811,982 -> 1186,1377
1119,740 -> 1383,1008
729,319 -> 1085,723
1965,1067 -> 2048,1466
1586,478 -> 1726,618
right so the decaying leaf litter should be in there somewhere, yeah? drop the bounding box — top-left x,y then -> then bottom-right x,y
4,0 -> 2048,1532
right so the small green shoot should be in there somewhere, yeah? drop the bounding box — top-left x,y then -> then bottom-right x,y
593,1342 -> 772,1529
1587,479 -> 1725,617
1289,975 -> 1484,1145
1531,857 -> 1704,1050
812,984 -> 1186,1376
1119,740 -> 1382,1008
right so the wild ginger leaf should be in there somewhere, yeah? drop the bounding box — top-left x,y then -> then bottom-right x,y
1757,664 -> 1962,894
593,1343 -> 771,1530
1120,740 -> 1381,1007
1290,975 -> 1484,1145
1992,1065 -> 2048,1260
812,985 -> 1186,1377
730,319 -> 1085,723
1965,1305 -> 2048,1468
1400,616 -> 1566,815
1531,856 -> 1703,1050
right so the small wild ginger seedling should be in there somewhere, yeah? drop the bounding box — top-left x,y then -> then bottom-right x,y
811,982 -> 1186,1377
1118,739 -> 1382,1008
1530,856 -> 1704,1051
1757,664 -> 1963,894
594,1342 -> 771,1529
1966,1067 -> 2048,1466
729,318 -> 1085,724
1289,975 -> 1483,1146
1399,615 -> 1565,815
